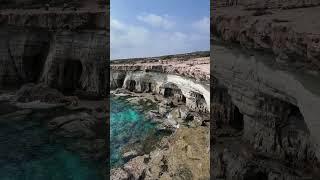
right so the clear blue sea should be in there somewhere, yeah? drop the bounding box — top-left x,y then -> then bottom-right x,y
110,96 -> 165,168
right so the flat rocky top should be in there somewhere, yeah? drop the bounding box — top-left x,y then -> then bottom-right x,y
111,53 -> 210,82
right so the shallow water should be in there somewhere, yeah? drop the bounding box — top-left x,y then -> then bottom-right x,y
0,111 -> 104,180
110,96 -> 164,168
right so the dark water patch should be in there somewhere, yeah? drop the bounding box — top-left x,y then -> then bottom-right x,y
0,106 -> 104,180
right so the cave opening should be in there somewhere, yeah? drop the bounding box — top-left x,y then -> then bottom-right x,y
230,105 -> 244,130
195,93 -> 205,103
148,83 -> 152,92
164,87 -> 186,103
279,102 -> 310,164
62,60 -> 83,94
143,82 -> 153,92
190,91 -> 208,112
23,54 -> 46,83
164,88 -> 174,97
286,105 -> 307,132
127,80 -> 136,91
181,95 -> 186,103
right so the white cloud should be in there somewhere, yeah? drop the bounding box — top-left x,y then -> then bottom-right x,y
110,17 -> 209,59
192,17 -> 210,34
111,18 -> 149,48
137,13 -> 175,29
110,19 -> 126,30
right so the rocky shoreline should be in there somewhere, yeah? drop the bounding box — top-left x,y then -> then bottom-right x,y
110,54 -> 210,179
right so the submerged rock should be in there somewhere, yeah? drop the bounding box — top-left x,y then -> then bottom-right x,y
14,83 -> 80,106
15,83 -> 64,103
48,112 -> 97,138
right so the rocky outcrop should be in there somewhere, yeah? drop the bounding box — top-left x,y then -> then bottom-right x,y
15,83 -> 64,103
0,6 -> 108,96
111,127 -> 210,180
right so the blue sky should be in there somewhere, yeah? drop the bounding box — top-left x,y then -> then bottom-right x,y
111,0 -> 210,59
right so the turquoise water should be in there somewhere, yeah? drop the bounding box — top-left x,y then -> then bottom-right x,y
0,111 -> 104,180
110,97 -> 163,168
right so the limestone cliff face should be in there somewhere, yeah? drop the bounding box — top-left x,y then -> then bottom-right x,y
111,71 -> 210,113
111,55 -> 210,113
0,8 -> 108,96
212,1 -> 320,179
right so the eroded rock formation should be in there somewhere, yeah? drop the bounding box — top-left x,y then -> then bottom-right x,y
110,70 -> 210,112
0,3 -> 108,96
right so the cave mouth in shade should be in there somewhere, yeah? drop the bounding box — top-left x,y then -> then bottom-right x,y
0,113 -> 104,180
62,59 -> 83,94
110,96 -> 169,168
